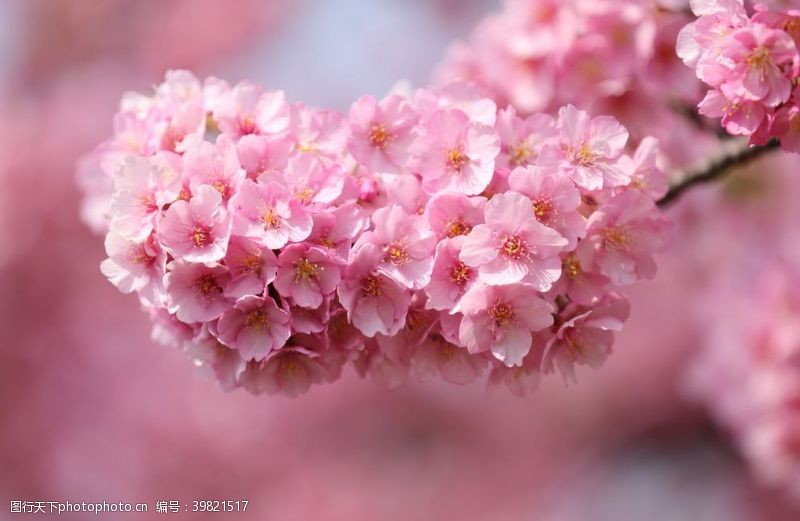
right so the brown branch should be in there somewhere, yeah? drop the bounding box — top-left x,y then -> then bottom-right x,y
657,139 -> 781,208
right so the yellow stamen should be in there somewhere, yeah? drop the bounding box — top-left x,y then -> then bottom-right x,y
532,198 -> 554,223
563,254 -> 582,278
294,258 -> 320,282
509,145 -> 533,167
449,261 -> 471,285
262,209 -> 282,229
244,309 -> 270,331
369,124 -> 391,149
195,273 -> 221,297
446,148 -> 468,172
191,226 -> 213,247
295,187 -> 314,205
489,302 -> 515,327
384,242 -> 409,265
445,219 -> 471,238
362,274 -> 382,297
602,226 -> 631,250
502,235 -> 527,260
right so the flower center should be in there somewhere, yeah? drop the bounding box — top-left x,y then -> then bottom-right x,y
190,225 -> 214,247
564,328 -> 587,358
369,124 -> 391,149
280,354 -> 300,375
563,254 -> 581,278
244,309 -> 270,331
212,180 -> 229,199
602,226 -> 631,250
262,209 -> 282,229
445,147 -> 468,172
501,235 -> 527,260
445,219 -> 471,238
384,242 -> 409,265
362,274 -> 382,297
295,143 -> 317,153
489,302 -> 515,328
570,142 -> 598,166
294,258 -> 320,281
243,254 -> 263,274
318,235 -> 335,249
532,198 -> 554,223
238,117 -> 258,135
195,273 -> 222,297
747,46 -> 774,76
295,186 -> 314,205
449,261 -> 472,285
509,145 -> 533,167
139,193 -> 158,213
439,340 -> 457,362
129,245 -> 155,265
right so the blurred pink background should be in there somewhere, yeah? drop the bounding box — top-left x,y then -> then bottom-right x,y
1,1 -> 799,519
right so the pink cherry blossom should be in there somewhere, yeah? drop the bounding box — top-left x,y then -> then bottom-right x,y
425,237 -> 477,311
753,4 -> 800,48
542,292 -> 630,384
109,154 -> 181,241
183,332 -> 246,392
380,173 -> 429,215
183,137 -> 245,202
80,67 -> 675,397
424,192 -> 486,240
629,137 -> 669,199
507,165 -> 585,249
286,103 -> 348,160
282,299 -> 330,334
413,332 -> 486,385
274,243 -> 341,308
453,282 -> 554,367
409,108 -> 500,196
165,262 -> 232,323
158,184 -> 231,263
460,191 -> 567,290
347,94 -> 418,174
698,89 -> 768,136
413,83 -> 499,126
222,235 -> 277,299
236,134 -> 292,179
279,155 -> 344,207
337,243 -> 411,338
212,81 -> 288,137
716,24 -> 798,107
354,204 -> 436,290
542,105 -> 632,190
494,106 -> 557,174
769,95 -> 800,152
578,190 -> 671,286
549,252 -> 611,306
486,360 -> 541,397
307,203 -> 369,260
240,348 -> 327,397
157,99 -> 205,153
100,232 -> 166,306
214,295 -> 291,361
230,179 -> 312,249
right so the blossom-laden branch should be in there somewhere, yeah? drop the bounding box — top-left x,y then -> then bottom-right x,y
657,139 -> 781,208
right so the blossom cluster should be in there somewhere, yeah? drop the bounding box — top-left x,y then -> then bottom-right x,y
678,0 -> 800,151
79,70 -> 670,397
435,0 -> 714,168
686,265 -> 800,497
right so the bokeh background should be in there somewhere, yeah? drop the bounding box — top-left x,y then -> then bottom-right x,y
1,1 -> 799,520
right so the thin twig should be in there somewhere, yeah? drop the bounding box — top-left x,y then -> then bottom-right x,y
657,139 -> 781,207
